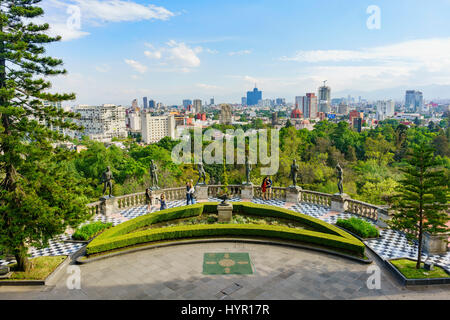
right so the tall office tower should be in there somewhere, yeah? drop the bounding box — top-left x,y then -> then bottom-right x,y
318,82 -> 331,113
210,98 -> 215,106
405,90 -> 424,112
276,98 -> 286,106
143,97 -> 148,109
302,93 -> 318,119
220,104 -> 233,125
241,97 -> 247,106
183,99 -> 192,109
193,99 -> 202,114
149,99 -> 156,109
140,111 -> 176,144
272,112 -> 278,126
132,99 -> 139,109
246,86 -> 262,106
74,104 -> 127,142
295,96 -> 304,109
338,102 -> 349,115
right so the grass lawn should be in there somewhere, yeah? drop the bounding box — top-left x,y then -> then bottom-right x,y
391,259 -> 449,279
4,256 -> 67,281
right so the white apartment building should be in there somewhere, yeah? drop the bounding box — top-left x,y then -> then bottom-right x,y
127,111 -> 141,132
376,100 -> 395,120
141,111 -> 176,144
74,104 -> 127,142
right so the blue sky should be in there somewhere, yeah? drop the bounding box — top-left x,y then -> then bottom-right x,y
41,0 -> 450,106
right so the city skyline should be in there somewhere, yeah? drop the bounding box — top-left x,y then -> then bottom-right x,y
41,0 -> 450,105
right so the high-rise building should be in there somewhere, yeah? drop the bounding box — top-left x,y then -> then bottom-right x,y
295,96 -> 304,109
140,111 -> 176,144
148,100 -> 156,109
338,102 -> 349,115
405,90 -> 424,112
220,104 -> 233,125
74,104 -> 127,142
210,98 -> 215,106
246,86 -> 262,106
193,99 -> 202,114
376,100 -> 395,120
143,97 -> 148,109
241,97 -> 247,106
318,82 -> 331,113
275,98 -> 286,106
301,93 -> 318,119
183,99 -> 192,109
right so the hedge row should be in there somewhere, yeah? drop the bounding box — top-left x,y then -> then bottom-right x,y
87,202 -> 365,256
336,217 -> 380,239
86,224 -> 365,256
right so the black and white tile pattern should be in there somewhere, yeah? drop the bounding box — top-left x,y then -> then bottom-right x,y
252,198 -> 286,208
291,203 -> 330,219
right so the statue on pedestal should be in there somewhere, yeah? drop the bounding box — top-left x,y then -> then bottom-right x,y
245,155 -> 252,185
101,166 -> 114,198
197,162 -> 207,186
150,160 -> 159,190
336,163 -> 344,195
289,159 -> 299,188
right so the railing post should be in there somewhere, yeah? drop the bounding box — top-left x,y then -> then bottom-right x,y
195,185 -> 209,201
330,193 -> 350,213
100,196 -> 119,217
241,183 -> 254,200
286,186 -> 301,203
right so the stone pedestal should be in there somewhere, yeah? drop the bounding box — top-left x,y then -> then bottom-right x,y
100,196 -> 118,217
218,203 -> 233,223
241,184 -> 254,200
195,185 -> 209,201
286,186 -> 302,203
423,232 -> 449,255
331,193 -> 350,212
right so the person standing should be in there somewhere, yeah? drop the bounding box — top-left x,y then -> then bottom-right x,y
159,193 -> 167,211
186,181 -> 193,205
145,188 -> 153,212
265,176 -> 273,200
261,177 -> 268,200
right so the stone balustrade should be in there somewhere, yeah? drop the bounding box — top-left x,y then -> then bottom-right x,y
86,185 -> 394,223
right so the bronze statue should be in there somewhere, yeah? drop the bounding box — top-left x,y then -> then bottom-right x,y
245,155 -> 252,185
197,162 -> 207,185
336,163 -> 344,194
289,159 -> 299,187
150,160 -> 159,189
101,166 -> 114,197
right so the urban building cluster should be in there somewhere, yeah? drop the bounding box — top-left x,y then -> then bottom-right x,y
42,84 -> 449,148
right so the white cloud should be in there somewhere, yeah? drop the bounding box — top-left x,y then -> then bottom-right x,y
41,0 -> 174,41
124,59 -> 147,74
95,64 -> 111,73
144,40 -> 202,72
228,50 -> 252,56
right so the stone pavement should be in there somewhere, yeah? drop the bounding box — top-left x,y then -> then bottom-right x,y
0,242 -> 449,300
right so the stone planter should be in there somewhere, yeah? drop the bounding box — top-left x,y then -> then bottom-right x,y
195,185 -> 209,201
422,232 -> 449,255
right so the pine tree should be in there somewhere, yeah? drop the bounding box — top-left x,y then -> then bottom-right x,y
389,141 -> 449,269
0,1 -> 89,271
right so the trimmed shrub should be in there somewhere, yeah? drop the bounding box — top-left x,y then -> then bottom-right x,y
87,202 -> 365,257
87,224 -> 365,256
336,217 -> 380,239
73,222 -> 113,241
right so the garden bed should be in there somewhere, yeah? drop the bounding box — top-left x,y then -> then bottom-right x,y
386,258 -> 450,286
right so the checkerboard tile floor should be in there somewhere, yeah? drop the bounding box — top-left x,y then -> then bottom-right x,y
252,198 -> 286,208
290,203 -> 330,219
365,229 -> 450,272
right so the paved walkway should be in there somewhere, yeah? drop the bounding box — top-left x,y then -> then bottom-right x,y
1,242 -> 449,300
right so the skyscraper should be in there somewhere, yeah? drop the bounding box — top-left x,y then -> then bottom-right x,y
143,97 -> 148,109
241,97 -> 247,106
132,99 -> 138,109
318,82 -> 331,113
183,99 -> 192,109
193,99 -> 202,113
301,93 -> 318,119
405,90 -> 423,112
149,100 -> 156,109
210,98 -> 215,106
246,86 -> 262,106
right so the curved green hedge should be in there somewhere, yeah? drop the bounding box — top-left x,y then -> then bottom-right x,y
87,202 -> 365,256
